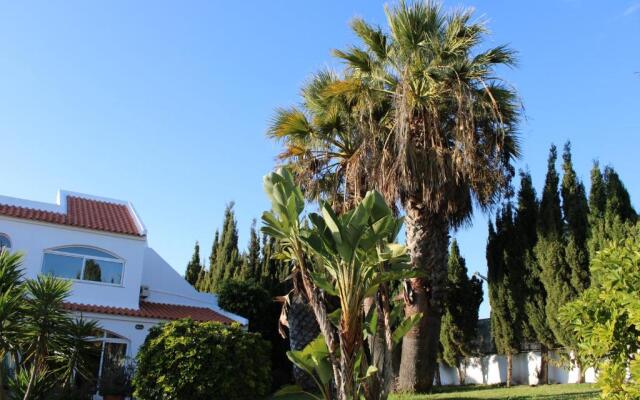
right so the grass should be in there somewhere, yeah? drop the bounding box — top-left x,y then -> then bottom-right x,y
390,384 -> 599,400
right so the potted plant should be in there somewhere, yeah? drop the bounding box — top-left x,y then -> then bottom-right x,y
98,361 -> 133,400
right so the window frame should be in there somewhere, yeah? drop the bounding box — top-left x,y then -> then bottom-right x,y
41,245 -> 125,287
0,233 -> 11,250
89,330 -> 130,381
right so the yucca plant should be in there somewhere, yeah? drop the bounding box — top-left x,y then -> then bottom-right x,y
263,168 -> 421,400
0,250 -> 25,400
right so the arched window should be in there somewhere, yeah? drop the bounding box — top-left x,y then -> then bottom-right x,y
0,234 -> 11,250
79,329 -> 130,395
41,246 -> 124,285
90,330 -> 130,379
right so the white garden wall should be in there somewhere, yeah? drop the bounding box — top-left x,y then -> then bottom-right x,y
437,351 -> 595,386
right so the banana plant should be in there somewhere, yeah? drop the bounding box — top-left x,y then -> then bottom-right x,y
263,168 -> 422,400
262,168 -> 343,389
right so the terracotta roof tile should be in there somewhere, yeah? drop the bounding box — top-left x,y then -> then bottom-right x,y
0,196 -> 142,236
63,301 -> 235,324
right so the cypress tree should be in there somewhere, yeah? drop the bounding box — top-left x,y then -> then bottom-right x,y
240,220 -> 261,281
603,166 -> 637,223
209,230 -> 220,274
588,162 -> 606,219
185,241 -> 202,286
516,171 -> 554,384
440,240 -> 483,384
259,234 -> 289,290
561,142 -> 590,293
195,230 -> 220,292
487,202 -> 523,386
195,268 -> 207,291
210,203 -> 241,290
588,163 -> 637,256
535,145 -> 574,349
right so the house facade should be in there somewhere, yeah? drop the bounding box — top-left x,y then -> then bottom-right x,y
0,190 -> 246,386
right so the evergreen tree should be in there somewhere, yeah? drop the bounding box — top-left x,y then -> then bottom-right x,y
210,203 -> 241,290
603,166 -> 637,223
487,202 -> 524,386
240,220 -> 261,281
535,145 -> 574,349
561,142 -> 590,293
259,234 -> 289,291
195,268 -> 207,291
516,171 -> 554,384
440,240 -> 483,384
588,162 -> 606,219
189,210 -> 294,388
195,230 -> 220,292
209,230 -> 220,274
588,163 -> 637,256
184,241 -> 202,286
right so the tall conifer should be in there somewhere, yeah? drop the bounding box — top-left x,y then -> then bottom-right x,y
487,202 -> 523,386
440,240 -> 483,384
561,142 -> 590,292
535,145 -> 575,349
603,166 -> 637,223
516,171 -> 554,383
209,203 -> 241,289
588,163 -> 637,255
240,220 -> 261,281
185,241 -> 202,286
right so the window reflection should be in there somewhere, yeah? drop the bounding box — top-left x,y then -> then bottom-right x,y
84,330 -> 129,396
41,246 -> 124,285
42,253 -> 83,280
0,234 -> 10,250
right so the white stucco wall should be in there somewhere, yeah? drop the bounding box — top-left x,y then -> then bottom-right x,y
73,312 -> 161,357
141,248 -> 247,325
0,216 -> 146,309
437,351 -> 595,386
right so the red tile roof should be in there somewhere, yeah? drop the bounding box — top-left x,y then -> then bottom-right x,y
0,196 -> 143,236
63,301 -> 235,324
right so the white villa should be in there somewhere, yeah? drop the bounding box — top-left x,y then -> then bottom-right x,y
0,190 -> 246,382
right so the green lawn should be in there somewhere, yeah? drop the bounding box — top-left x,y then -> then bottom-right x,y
391,384 -> 599,400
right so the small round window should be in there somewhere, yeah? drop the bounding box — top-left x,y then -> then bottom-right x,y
0,234 -> 11,250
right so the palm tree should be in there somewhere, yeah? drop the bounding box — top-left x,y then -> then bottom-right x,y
269,71 -> 379,390
269,70 -> 389,212
332,3 -> 520,390
21,276 -> 75,400
271,1 -> 520,391
0,250 -> 25,400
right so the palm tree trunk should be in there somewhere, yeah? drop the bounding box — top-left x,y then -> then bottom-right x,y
288,293 -> 321,391
539,344 -> 548,385
363,297 -> 385,398
398,204 -> 449,392
295,254 -> 342,391
379,283 -> 395,399
506,353 -> 513,388
339,324 -> 361,400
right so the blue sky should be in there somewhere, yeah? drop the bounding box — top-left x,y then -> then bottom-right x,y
1,1 -> 638,318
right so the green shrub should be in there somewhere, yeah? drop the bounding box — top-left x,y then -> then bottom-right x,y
217,279 -> 271,333
560,225 -> 640,399
133,318 -> 271,400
